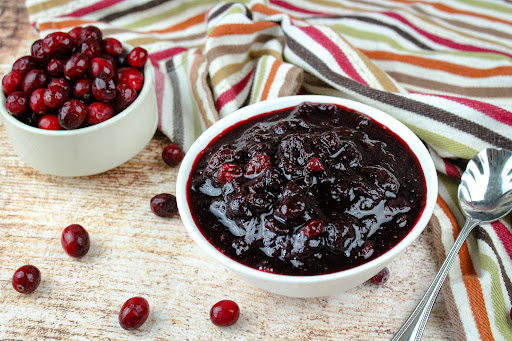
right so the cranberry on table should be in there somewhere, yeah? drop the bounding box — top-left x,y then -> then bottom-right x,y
44,86 -> 68,109
150,193 -> 178,218
63,53 -> 89,80
114,84 -> 137,112
92,74 -> 116,102
12,265 -> 41,294
30,39 -> 48,64
162,143 -> 184,167
29,88 -> 49,115
47,58 -> 64,77
22,69 -> 50,94
12,56 -> 37,77
90,57 -> 116,79
2,72 -> 22,96
58,99 -> 88,129
369,267 -> 390,285
210,300 -> 240,327
73,78 -> 92,101
6,91 -> 29,116
61,224 -> 90,258
128,47 -> 148,69
102,38 -> 123,57
119,297 -> 150,330
88,102 -> 114,125
117,67 -> 144,91
42,32 -> 74,58
38,114 -> 60,130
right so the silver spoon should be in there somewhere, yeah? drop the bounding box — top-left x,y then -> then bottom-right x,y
392,148 -> 512,341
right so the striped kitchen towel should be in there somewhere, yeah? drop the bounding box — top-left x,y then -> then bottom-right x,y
25,0 -> 512,340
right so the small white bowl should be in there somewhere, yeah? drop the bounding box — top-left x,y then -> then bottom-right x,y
0,61 -> 157,177
177,95 -> 438,297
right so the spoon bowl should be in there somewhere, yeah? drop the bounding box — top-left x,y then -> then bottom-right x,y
458,148 -> 512,222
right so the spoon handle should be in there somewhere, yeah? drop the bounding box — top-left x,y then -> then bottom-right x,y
391,217 -> 479,341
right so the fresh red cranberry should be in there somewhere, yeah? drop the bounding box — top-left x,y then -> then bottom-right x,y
102,54 -> 116,68
42,32 -> 74,58
44,86 -> 68,109
63,53 -> 89,80
117,67 -> 144,92
218,163 -> 243,184
370,267 -> 390,285
128,47 -> 148,69
6,91 -> 29,116
79,26 -> 103,43
38,114 -> 61,130
29,88 -> 49,115
210,300 -> 240,327
49,77 -> 72,94
150,193 -> 178,218
92,74 -> 116,102
61,224 -> 90,258
90,57 -> 115,79
246,155 -> 271,176
22,69 -> 50,94
119,297 -> 150,330
302,220 -> 325,238
12,265 -> 41,294
88,102 -> 114,125
73,78 -> 92,101
68,27 -> 83,44
58,99 -> 88,129
114,84 -> 137,112
162,143 -> 184,167
47,58 -> 64,77
12,56 -> 37,77
2,72 -> 22,95
30,39 -> 49,64
102,38 -> 123,57
78,38 -> 102,59
306,157 -> 325,173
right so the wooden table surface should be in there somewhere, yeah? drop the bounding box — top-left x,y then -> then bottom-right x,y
0,1 -> 456,340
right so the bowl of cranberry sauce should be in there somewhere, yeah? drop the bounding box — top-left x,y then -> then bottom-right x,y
177,95 -> 437,297
0,30 -> 157,177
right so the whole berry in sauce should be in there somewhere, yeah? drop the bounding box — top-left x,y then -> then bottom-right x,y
161,143 -> 184,167
61,224 -> 90,258
210,300 -> 240,327
127,47 -> 148,69
119,297 -> 150,330
150,193 -> 178,218
38,114 -> 60,130
12,265 -> 41,294
58,99 -> 88,129
217,163 -> 243,184
2,72 -> 22,96
369,267 -> 390,285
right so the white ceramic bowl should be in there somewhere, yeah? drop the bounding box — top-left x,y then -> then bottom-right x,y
0,61 -> 157,177
177,95 -> 438,297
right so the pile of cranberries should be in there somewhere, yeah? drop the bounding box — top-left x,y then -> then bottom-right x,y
2,26 -> 148,130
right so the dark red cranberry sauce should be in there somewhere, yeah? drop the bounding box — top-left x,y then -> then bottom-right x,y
187,102 -> 427,276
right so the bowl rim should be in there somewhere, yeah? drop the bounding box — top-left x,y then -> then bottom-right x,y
0,54 -> 154,136
176,95 -> 438,284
